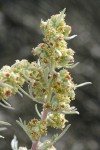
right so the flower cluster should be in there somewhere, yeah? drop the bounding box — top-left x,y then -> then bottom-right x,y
0,60 -> 31,100
32,10 -> 74,68
51,69 -> 75,97
27,119 -> 47,140
27,9 -> 77,143
0,9 -> 83,150
47,113 -> 67,129
0,60 -> 41,100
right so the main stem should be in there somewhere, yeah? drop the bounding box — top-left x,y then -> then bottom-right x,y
31,140 -> 39,150
31,64 -> 53,150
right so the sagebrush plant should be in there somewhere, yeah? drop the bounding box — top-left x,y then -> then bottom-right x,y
0,9 -> 91,150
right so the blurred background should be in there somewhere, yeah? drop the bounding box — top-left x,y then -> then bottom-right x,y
0,0 -> 100,150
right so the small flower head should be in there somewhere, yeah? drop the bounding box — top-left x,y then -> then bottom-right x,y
47,113 -> 67,129
18,147 -> 27,150
47,146 -> 56,150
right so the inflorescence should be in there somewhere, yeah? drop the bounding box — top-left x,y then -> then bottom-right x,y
0,9 -> 91,150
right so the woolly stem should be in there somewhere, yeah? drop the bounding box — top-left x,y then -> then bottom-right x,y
31,140 -> 39,150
